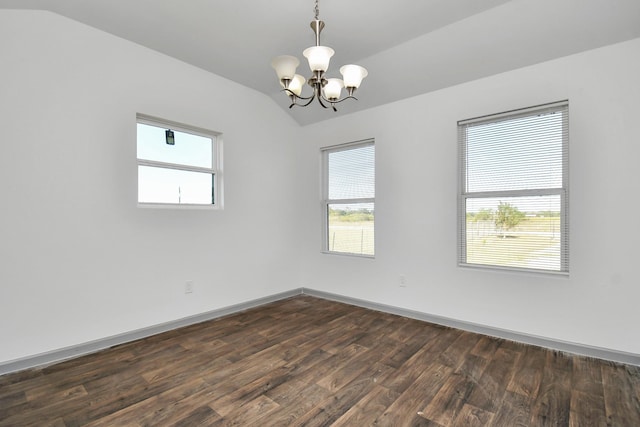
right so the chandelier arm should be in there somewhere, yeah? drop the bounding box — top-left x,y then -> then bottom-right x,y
318,93 -> 358,105
282,88 -> 315,101
297,95 -> 317,107
285,91 -> 317,108
334,95 -> 358,103
316,93 -> 331,110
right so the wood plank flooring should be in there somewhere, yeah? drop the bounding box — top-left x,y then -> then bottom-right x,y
1,295 -> 639,426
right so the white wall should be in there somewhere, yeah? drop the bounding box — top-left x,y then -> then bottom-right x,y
297,37 -> 640,355
2,9 -> 639,367
0,10 -> 301,364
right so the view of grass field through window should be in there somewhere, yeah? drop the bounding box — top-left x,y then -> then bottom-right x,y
466,197 -> 561,270
327,203 -> 374,255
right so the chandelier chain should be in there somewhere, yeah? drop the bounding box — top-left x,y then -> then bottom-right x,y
314,0 -> 319,20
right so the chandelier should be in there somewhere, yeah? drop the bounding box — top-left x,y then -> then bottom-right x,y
270,0 -> 368,111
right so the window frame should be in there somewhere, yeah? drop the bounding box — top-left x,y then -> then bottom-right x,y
321,139 -> 375,258
457,101 -> 569,274
136,114 -> 223,209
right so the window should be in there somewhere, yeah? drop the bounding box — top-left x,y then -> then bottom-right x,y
458,101 -> 569,273
322,140 -> 375,256
137,114 -> 222,207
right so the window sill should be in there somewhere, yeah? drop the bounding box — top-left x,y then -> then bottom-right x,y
458,263 -> 569,278
137,202 -> 221,210
322,251 -> 375,259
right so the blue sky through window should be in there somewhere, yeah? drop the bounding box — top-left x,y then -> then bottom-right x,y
137,123 -> 212,168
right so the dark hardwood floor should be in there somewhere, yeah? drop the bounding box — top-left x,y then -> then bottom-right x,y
1,296 -> 639,426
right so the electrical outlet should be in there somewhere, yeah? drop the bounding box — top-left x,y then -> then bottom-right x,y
185,281 -> 194,294
399,275 -> 407,287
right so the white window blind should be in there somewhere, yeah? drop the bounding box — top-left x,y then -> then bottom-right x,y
322,141 -> 375,256
458,101 -> 569,273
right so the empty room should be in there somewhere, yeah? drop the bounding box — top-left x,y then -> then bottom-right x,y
1,0 -> 639,425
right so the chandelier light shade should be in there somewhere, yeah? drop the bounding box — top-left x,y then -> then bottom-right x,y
323,78 -> 344,100
271,55 -> 300,81
340,65 -> 368,90
303,46 -> 334,72
287,74 -> 306,96
271,0 -> 368,111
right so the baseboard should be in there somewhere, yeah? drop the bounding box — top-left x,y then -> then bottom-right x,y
2,286 -> 638,376
302,288 -> 640,367
0,288 -> 303,376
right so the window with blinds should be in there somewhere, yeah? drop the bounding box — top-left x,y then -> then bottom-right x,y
458,101 -> 569,273
322,140 -> 375,256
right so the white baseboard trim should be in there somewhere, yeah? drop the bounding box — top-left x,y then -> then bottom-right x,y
301,288 -> 640,367
0,289 -> 303,376
2,286 -> 638,376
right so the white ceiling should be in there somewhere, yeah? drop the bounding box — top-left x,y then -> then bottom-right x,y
2,0 -> 639,125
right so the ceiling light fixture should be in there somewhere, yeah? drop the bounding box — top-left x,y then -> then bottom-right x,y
271,0 -> 368,112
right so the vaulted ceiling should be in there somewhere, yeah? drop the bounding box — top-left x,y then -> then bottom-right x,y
2,0 -> 639,125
